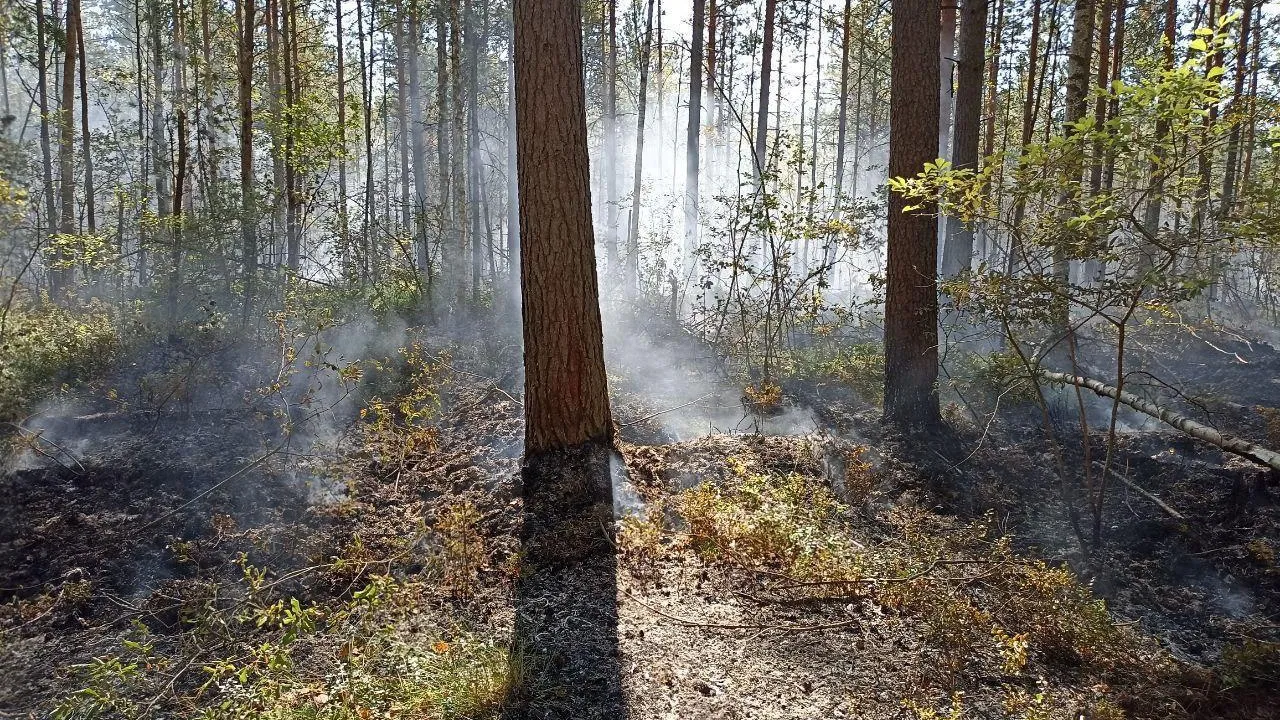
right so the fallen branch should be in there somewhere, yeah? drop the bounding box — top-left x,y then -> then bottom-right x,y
1105,466 -> 1185,521
620,393 -> 716,427
1038,370 -> 1280,473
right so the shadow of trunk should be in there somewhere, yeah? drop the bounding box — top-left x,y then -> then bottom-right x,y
502,443 -> 628,719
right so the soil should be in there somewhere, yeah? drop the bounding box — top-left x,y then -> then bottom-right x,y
2,322 -> 1279,719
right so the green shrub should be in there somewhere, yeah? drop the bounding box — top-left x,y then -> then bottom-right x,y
0,299 -> 124,421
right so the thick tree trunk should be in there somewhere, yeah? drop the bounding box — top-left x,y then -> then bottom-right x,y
513,0 -> 612,454
1039,370 -> 1280,472
884,0 -> 941,428
941,0 -> 986,278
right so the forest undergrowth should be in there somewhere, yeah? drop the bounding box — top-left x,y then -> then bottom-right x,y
1,306 -> 1278,720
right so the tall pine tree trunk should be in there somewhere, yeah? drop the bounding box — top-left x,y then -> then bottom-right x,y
238,0 -> 256,322
625,0 -> 655,298
55,0 -> 81,297
683,0 -> 705,267
513,0 -> 612,454
941,0 -> 986,278
752,0 -> 777,181
884,0 -> 941,428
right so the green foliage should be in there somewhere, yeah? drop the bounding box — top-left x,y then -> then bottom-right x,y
50,572 -> 510,720
0,299 -> 124,421
679,458 -> 860,580
892,20 -> 1273,336
788,341 -> 885,405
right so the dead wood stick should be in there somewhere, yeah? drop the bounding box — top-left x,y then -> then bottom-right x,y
1105,466 -> 1185,521
620,393 -> 717,427
1038,370 -> 1280,472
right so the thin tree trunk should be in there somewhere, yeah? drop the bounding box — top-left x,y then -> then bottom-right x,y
683,0 -> 705,267
833,0 -> 852,204
982,0 -> 1003,158
1238,2 -> 1259,192
752,0 -> 777,181
238,0 -> 255,322
1006,0 -> 1041,273
77,26 -> 94,238
282,0 -> 299,271
436,11 -> 452,298
395,14 -> 412,239
1050,0 -> 1094,330
335,0 -> 350,274
1220,0 -> 1252,214
505,8 -> 517,291
1039,370 -> 1280,472
55,0 -> 80,297
1139,0 -> 1176,271
169,0 -> 188,321
450,0 -> 466,306
938,1 -> 957,162
941,0 -> 986,278
407,10 -> 430,288
357,0 -> 374,282
466,0 -> 484,303
626,0 -> 655,298
604,0 -> 619,273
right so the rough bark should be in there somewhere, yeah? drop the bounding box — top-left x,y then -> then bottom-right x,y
941,0 -> 986,278
752,0 -> 777,180
513,0 -> 612,454
884,0 -> 942,428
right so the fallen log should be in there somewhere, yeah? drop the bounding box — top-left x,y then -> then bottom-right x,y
1037,370 -> 1280,473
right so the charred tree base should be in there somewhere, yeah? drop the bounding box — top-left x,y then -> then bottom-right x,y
503,442 -> 627,719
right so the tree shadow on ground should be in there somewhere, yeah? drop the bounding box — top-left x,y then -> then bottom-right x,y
502,443 -> 628,720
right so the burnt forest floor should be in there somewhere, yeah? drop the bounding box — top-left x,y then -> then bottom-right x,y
1,315 -> 1279,719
